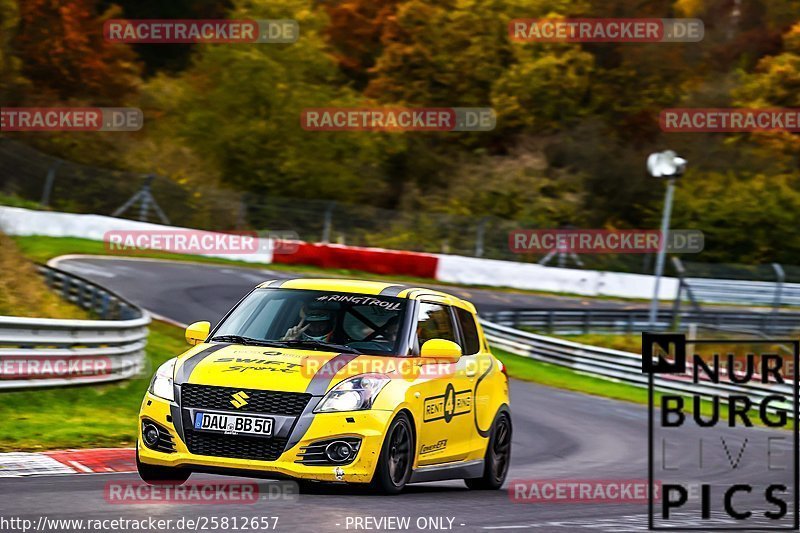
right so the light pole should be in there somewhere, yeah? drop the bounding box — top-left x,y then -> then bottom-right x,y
647,150 -> 687,327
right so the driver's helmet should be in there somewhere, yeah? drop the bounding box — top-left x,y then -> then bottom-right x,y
302,309 -> 334,341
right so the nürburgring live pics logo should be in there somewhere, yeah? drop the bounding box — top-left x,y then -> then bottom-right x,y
644,332 -> 799,530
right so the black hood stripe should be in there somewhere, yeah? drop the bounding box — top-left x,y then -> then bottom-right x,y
285,352 -> 361,449
305,352 -> 361,396
174,343 -> 230,384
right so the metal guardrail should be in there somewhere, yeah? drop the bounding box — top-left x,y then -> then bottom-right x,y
482,308 -> 800,335
684,278 -> 800,307
672,258 -> 800,308
0,265 -> 150,390
481,320 -> 794,409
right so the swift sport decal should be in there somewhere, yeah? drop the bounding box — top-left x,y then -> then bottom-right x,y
423,383 -> 472,423
214,357 -> 303,374
222,364 -> 302,374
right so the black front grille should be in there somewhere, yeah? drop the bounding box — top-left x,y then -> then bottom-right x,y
181,384 -> 311,416
184,431 -> 288,461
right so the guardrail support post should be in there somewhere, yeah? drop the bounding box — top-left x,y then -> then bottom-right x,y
770,263 -> 785,334
474,217 -> 489,258
100,293 -> 110,319
62,277 -> 71,301
41,160 -> 61,206
321,202 -> 336,244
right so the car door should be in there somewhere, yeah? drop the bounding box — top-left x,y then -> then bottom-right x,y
454,306 -> 494,457
414,300 -> 475,465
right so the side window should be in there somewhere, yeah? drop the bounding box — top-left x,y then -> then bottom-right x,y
455,307 -> 481,355
416,303 -> 457,346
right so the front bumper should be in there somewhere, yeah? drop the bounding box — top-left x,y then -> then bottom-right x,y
137,393 -> 391,483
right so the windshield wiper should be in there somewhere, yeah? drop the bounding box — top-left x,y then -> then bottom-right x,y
210,335 -> 288,348
281,339 -> 362,354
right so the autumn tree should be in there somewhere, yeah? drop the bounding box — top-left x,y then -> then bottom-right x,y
137,0 -> 399,204
0,0 -> 29,104
322,0 -> 402,89
15,0 -> 140,103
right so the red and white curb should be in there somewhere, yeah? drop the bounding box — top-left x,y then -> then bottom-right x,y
0,448 -> 134,477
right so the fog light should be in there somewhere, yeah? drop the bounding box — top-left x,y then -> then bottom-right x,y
143,423 -> 160,447
325,441 -> 354,463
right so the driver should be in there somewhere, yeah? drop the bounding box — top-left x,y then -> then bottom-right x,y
282,308 -> 334,341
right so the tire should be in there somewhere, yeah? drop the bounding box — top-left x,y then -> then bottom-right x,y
465,411 -> 511,490
370,413 -> 414,495
136,444 -> 191,486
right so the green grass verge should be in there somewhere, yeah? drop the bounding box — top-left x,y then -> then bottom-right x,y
0,193 -> 46,210
0,233 -> 90,319
0,321 -> 186,451
548,333 -> 642,353
496,347 -> 649,403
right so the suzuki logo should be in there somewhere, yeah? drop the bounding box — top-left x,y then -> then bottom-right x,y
230,391 -> 250,408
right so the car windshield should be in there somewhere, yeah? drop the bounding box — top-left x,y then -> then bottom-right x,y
212,288 -> 409,356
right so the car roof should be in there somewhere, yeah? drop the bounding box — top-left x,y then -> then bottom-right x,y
255,278 -> 476,313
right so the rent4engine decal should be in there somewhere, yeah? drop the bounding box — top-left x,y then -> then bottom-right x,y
424,384 -> 472,423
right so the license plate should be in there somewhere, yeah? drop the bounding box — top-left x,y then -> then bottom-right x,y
194,412 -> 273,437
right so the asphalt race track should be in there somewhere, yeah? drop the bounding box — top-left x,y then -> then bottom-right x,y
49,256 -> 651,324
1,256 -> 793,532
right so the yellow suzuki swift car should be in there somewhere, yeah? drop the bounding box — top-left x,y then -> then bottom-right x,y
137,279 -> 511,494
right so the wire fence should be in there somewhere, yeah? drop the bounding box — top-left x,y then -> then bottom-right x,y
1,137 -> 799,282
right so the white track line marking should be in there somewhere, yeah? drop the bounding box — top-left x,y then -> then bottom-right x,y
68,460 -> 92,473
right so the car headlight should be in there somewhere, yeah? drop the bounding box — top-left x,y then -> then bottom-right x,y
314,374 -> 390,413
149,358 -> 177,402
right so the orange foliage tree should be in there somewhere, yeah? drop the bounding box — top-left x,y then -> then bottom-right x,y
15,0 -> 140,104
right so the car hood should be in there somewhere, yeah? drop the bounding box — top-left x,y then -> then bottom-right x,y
175,343 -> 413,394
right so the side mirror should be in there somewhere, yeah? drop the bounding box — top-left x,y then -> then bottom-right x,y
420,339 -> 462,363
185,321 -> 211,345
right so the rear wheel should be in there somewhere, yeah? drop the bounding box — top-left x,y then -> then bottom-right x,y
465,412 -> 511,490
370,413 -> 414,494
136,445 -> 191,486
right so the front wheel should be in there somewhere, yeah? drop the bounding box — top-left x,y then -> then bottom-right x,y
465,411 -> 511,490
370,413 -> 414,494
136,445 -> 191,486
